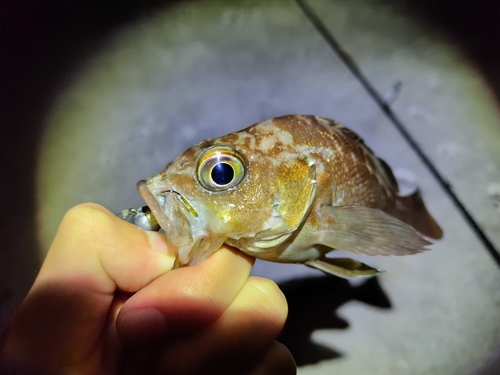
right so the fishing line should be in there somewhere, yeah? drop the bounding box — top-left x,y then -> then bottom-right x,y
294,0 -> 500,267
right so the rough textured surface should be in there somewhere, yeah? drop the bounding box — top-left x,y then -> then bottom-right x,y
2,0 -> 500,374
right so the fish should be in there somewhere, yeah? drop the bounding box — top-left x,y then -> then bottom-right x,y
118,115 -> 443,278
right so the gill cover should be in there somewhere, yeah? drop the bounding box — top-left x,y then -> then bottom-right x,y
234,156 -> 318,251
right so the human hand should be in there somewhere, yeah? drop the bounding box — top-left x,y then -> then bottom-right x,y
0,203 -> 295,374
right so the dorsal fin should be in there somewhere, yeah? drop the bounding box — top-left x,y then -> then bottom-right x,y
377,157 -> 399,192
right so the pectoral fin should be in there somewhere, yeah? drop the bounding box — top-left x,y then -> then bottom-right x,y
318,205 -> 431,256
306,257 -> 383,278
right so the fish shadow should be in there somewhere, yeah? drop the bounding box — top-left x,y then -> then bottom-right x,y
278,276 -> 391,366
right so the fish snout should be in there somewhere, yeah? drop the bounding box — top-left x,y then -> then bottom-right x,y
137,178 -> 195,251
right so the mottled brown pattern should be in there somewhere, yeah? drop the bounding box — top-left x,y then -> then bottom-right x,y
218,133 -> 240,144
260,115 -> 398,213
141,114 -> 441,271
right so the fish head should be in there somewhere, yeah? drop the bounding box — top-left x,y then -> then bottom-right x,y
137,122 -> 317,267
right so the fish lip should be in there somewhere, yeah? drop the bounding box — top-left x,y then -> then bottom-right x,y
137,179 -> 198,219
136,179 -> 198,243
160,190 -> 199,218
137,180 -> 173,232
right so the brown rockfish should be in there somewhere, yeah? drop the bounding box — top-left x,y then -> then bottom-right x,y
119,115 -> 443,278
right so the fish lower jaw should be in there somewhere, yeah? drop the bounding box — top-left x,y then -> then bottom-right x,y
137,180 -> 172,232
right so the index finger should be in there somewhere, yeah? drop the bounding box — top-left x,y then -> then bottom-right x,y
38,203 -> 175,295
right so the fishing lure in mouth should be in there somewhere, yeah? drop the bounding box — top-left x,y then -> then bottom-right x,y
117,115 -> 442,279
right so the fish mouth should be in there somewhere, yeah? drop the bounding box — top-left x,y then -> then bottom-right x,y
137,180 -> 195,250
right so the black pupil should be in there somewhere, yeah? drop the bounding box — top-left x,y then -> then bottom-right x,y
211,163 -> 234,185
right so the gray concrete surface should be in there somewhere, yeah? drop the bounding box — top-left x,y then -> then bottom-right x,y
307,0 -> 500,257
3,0 -> 500,374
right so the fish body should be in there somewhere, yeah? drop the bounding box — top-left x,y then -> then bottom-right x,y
130,115 -> 442,278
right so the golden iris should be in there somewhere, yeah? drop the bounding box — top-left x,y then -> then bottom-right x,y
196,145 -> 247,192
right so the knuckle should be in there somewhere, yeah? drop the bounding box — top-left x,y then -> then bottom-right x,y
63,203 -> 110,229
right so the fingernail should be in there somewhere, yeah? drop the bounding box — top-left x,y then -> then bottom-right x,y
120,308 -> 167,344
145,231 -> 171,255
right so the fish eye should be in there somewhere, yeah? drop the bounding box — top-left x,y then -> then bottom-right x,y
196,145 -> 247,192
211,162 -> 234,185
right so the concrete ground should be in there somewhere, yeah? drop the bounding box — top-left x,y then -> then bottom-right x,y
2,1 -> 500,374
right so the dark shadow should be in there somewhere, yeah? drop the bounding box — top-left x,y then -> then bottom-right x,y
278,276 -> 391,366
0,0 -> 190,329
405,2 -> 500,112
